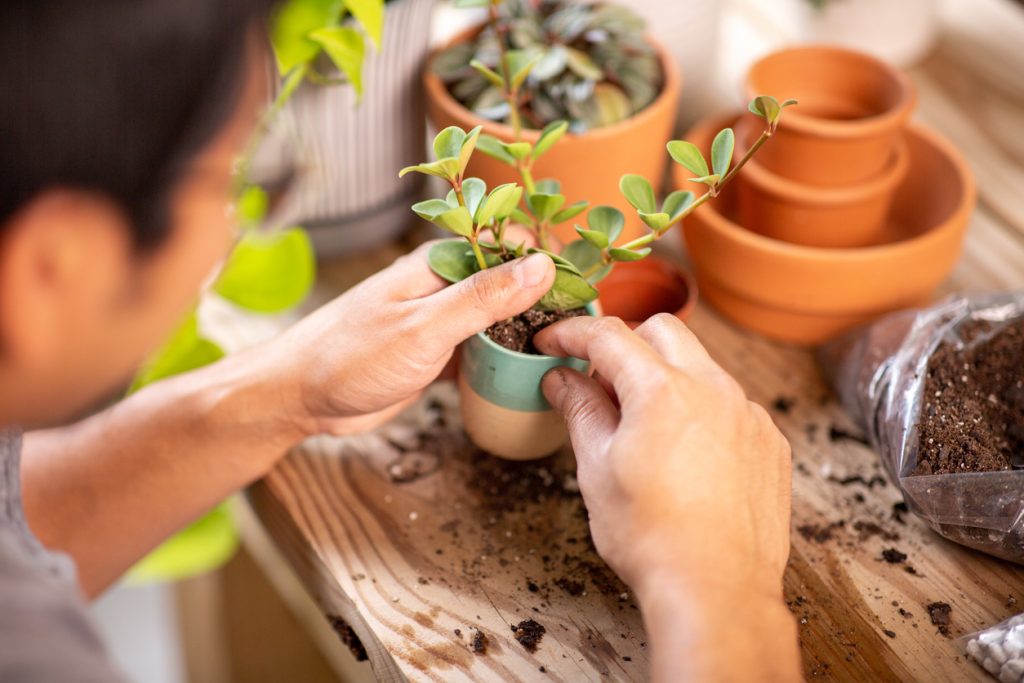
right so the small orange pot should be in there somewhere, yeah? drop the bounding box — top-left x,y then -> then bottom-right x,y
595,255 -> 697,326
423,26 -> 682,244
745,45 -> 916,187
734,117 -> 910,248
676,114 -> 974,345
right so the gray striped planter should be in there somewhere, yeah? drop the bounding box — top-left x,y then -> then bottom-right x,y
258,0 -> 437,257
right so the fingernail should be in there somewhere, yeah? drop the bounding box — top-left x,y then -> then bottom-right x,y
516,253 -> 552,288
541,368 -> 567,406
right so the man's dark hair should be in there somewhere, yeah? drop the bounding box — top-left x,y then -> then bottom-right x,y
0,0 -> 276,248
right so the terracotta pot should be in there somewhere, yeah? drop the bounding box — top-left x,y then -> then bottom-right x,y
423,26 -> 681,245
676,114 -> 974,345
745,45 -> 916,187
596,255 -> 697,325
733,117 -> 910,248
459,303 -> 597,460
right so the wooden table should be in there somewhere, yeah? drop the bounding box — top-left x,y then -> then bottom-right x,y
226,1 -> 1024,680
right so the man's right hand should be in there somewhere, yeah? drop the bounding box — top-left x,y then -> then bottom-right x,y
536,314 -> 801,682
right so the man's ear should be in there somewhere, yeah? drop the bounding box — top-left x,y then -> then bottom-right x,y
0,190 -> 133,374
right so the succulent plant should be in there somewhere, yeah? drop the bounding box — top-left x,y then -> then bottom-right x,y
433,0 -> 662,132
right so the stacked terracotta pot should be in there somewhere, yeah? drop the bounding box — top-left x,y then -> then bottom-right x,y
679,46 -> 975,344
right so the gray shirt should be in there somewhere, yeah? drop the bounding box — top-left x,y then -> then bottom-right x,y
0,429 -> 125,682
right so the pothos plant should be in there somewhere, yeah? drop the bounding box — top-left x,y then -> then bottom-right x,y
130,0 -> 384,583
402,0 -> 794,317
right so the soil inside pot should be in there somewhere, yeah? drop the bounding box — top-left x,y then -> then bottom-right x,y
914,319 -> 1024,475
486,308 -> 587,354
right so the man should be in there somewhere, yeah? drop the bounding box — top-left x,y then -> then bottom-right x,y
0,1 -> 800,680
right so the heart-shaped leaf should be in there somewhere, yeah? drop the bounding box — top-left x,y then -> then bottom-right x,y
344,0 -> 384,48
214,227 -> 315,312
309,26 -> 366,96
667,140 -> 709,177
433,206 -> 474,237
527,193 -> 566,222
609,247 -> 652,262
428,239 -> 478,284
619,174 -> 656,213
269,0 -> 344,75
575,227 -> 609,249
535,267 -> 599,311
476,134 -> 516,164
461,177 -> 486,217
551,201 -> 588,224
533,120 -> 568,159
711,128 -> 735,177
588,205 -> 625,242
662,190 -> 695,222
562,239 -> 603,272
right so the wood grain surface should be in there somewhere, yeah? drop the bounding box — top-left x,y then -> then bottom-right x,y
226,1 -> 1024,680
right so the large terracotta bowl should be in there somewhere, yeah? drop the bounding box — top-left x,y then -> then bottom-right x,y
424,26 -> 681,244
745,45 -> 916,187
676,114 -> 974,345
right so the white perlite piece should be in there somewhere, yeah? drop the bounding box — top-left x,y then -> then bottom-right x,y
965,614 -> 1024,683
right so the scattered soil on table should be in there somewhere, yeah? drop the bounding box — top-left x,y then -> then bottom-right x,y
915,319 -> 1024,475
881,547 -> 907,564
926,601 -> 953,636
771,396 -> 795,414
326,614 -> 368,662
486,308 -> 587,354
829,425 -> 871,447
797,521 -> 845,543
511,619 -> 546,652
471,629 -> 488,655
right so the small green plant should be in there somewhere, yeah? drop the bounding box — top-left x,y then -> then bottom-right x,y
433,0 -> 661,132
403,0 -> 794,316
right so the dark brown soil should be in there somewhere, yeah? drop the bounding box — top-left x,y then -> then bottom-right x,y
926,601 -> 952,636
881,548 -> 907,564
326,614 -> 368,661
486,308 -> 587,354
471,629 -> 488,655
915,319 -> 1024,475
511,619 -> 546,652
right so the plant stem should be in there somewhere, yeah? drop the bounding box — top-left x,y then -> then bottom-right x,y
468,236 -> 489,271
581,257 -> 610,280
489,2 -> 523,139
519,164 -> 537,195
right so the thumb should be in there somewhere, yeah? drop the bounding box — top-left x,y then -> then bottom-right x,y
424,253 -> 555,346
542,367 -> 619,462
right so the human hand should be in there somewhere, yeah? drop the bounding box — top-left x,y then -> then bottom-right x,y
535,314 -> 799,682
266,243 -> 555,437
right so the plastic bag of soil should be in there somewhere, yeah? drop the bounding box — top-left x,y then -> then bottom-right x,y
819,292 -> 1024,563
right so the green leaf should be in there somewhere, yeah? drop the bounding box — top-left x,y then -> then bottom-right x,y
663,190 -> 695,222
527,192 -> 565,221
129,313 -> 225,392
454,0 -> 491,6
550,201 -> 588,224
565,47 -> 603,81
270,0 -> 344,75
459,125 -> 483,174
428,240 -> 478,284
588,205 -> 625,243
535,268 -> 599,311
510,207 -> 532,225
461,177 -> 487,217
534,178 -> 561,195
638,212 -> 670,232
432,206 -> 474,237
748,95 -> 781,125
575,227 -> 609,249
398,158 -> 459,181
411,198 -> 453,221
533,120 -> 568,159
213,227 -> 316,313
609,247 -> 652,262
433,126 -> 467,161
619,174 -> 656,213
343,0 -> 384,48
236,186 -> 268,228
129,504 -> 237,583
476,134 -> 516,164
688,173 -> 721,188
475,183 -> 521,226
711,128 -> 735,178
470,59 -> 505,88
505,50 -> 540,90
562,239 -> 603,272
527,248 -> 581,274
309,26 -> 366,97
667,140 -> 709,177
502,141 -> 533,160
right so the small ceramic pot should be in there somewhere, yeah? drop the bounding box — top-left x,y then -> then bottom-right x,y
677,114 -> 974,345
745,45 -> 916,187
595,255 -> 697,326
734,118 -> 910,248
424,27 -> 681,245
459,304 -> 597,460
